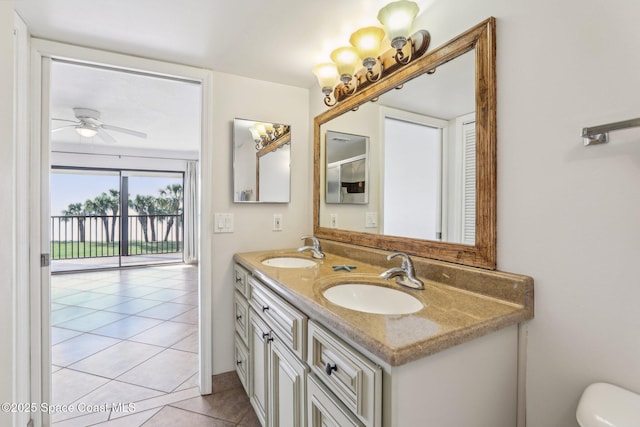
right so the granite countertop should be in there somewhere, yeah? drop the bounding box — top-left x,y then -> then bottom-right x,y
234,245 -> 533,366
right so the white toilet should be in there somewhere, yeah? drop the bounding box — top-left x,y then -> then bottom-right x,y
577,382 -> 640,427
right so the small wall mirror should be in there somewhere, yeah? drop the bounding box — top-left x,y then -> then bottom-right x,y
325,130 -> 369,204
314,18 -> 496,269
233,118 -> 291,203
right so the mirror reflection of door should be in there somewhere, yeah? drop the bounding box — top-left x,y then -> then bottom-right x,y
325,130 -> 369,204
383,117 -> 443,240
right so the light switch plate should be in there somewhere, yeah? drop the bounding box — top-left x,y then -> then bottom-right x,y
330,214 -> 338,228
365,212 -> 377,228
273,214 -> 283,231
214,213 -> 234,233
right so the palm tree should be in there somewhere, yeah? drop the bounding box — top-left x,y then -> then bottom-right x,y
61,202 -> 87,242
107,189 -> 119,242
86,193 -> 112,242
129,195 -> 159,243
157,184 -> 183,242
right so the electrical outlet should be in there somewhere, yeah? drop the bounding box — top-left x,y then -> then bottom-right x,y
273,214 -> 283,231
330,214 -> 338,228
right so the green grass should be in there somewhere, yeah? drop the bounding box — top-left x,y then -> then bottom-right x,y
51,240 -> 181,259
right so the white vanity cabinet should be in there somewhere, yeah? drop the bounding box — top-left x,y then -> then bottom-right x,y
247,275 -> 308,427
233,264 -> 250,393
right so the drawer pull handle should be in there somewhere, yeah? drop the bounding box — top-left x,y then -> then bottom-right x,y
236,360 -> 242,365
236,314 -> 242,320
324,363 -> 337,376
262,305 -> 269,312
262,332 -> 274,343
235,276 -> 242,283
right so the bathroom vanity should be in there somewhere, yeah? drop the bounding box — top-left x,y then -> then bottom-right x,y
233,242 -> 533,427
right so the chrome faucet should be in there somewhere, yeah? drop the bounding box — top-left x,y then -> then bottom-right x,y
297,236 -> 325,259
380,252 -> 424,290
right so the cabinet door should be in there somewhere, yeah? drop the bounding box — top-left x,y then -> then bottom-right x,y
249,309 -> 271,427
270,337 -> 308,427
307,374 -> 364,427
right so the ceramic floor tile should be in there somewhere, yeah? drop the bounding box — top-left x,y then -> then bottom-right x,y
52,333 -> 120,367
52,303 -> 68,311
128,321 -> 196,347
170,387 -> 252,424
90,407 -> 161,426
174,373 -> 199,392
169,291 -> 198,306
116,349 -> 198,393
56,311 -> 128,332
143,289 -> 189,302
93,284 -> 162,298
52,306 -> 97,325
65,380 -> 164,420
73,294 -> 133,310
143,406 -> 233,427
91,315 -> 163,339
51,287 -> 79,299
136,302 -> 193,320
55,291 -> 107,306
237,407 -> 262,427
69,340 -> 164,378
169,307 -> 198,324
108,387 -> 201,420
52,368 -> 110,406
170,332 -> 198,353
51,326 -> 83,345
105,298 -> 163,315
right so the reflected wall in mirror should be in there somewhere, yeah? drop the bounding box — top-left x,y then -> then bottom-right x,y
314,18 -> 496,269
233,118 -> 291,203
326,131 -> 369,205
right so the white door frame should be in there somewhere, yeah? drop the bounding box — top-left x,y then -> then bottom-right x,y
29,38 -> 214,426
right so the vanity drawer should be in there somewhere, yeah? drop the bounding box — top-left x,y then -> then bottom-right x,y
234,333 -> 250,394
307,320 -> 381,427
234,291 -> 249,344
249,276 -> 307,360
233,264 -> 249,297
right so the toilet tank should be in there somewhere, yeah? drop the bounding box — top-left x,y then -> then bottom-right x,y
577,382 -> 640,427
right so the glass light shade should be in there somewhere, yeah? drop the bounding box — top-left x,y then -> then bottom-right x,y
350,27 -> 385,64
255,123 -> 267,137
312,63 -> 339,91
265,124 -> 275,134
377,1 -> 419,47
249,127 -> 261,141
330,47 -> 360,83
76,126 -> 97,138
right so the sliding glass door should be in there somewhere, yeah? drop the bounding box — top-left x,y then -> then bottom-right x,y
51,167 -> 184,272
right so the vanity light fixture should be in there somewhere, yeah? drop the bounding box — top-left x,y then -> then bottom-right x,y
312,0 -> 429,107
249,122 -> 291,150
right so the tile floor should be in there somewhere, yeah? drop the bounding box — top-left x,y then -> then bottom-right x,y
51,264 -> 259,426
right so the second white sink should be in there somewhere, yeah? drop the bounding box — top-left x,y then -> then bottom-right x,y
261,257 -> 317,268
323,284 -> 423,315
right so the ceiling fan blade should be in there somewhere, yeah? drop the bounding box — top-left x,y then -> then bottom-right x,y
52,125 -> 76,133
102,124 -> 147,139
52,118 -> 80,124
96,129 -> 117,144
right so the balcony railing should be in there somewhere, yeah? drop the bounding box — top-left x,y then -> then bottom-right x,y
51,214 -> 183,260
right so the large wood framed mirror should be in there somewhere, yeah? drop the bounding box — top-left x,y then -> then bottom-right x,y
313,18 -> 496,269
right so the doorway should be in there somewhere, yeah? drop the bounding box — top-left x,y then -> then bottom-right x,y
30,39 -> 214,426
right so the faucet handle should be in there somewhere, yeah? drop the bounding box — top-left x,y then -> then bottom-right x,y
387,252 -> 413,270
301,235 -> 321,248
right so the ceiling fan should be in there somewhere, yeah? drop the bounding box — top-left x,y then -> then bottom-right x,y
52,108 -> 147,143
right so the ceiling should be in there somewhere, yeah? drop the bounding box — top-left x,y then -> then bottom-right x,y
15,0 -> 434,153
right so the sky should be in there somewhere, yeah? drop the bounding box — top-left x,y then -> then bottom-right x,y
51,170 -> 182,216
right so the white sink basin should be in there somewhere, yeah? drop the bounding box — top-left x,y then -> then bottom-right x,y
323,284 -> 423,315
261,257 -> 317,268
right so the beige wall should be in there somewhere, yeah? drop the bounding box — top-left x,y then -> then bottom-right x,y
210,71 -> 311,374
